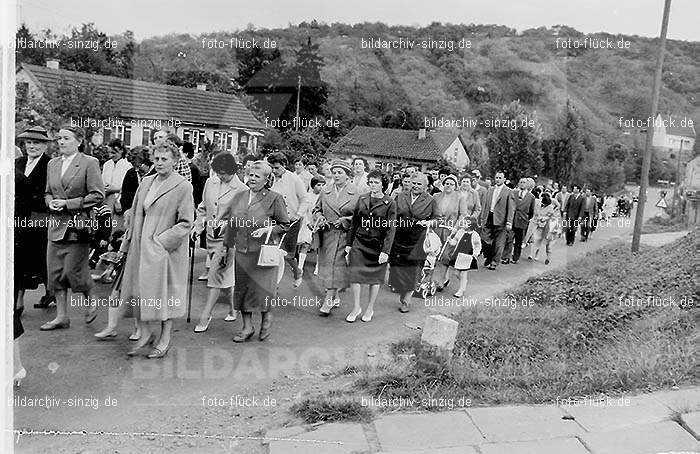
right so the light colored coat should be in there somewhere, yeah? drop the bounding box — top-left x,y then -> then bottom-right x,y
312,182 -> 359,288
194,174 -> 247,252
119,172 -> 194,321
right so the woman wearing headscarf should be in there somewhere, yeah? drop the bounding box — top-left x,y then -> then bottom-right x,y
389,172 -> 438,313
118,141 -> 194,358
191,152 -> 247,332
41,125 -> 104,330
221,161 -> 289,342
344,169 -> 396,322
15,126 -> 54,311
313,160 -> 359,316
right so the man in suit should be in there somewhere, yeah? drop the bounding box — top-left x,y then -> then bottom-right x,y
563,184 -> 585,246
556,185 -> 570,218
479,171 -> 515,270
42,125 -> 104,330
15,126 -> 54,309
503,178 -> 536,264
580,188 -> 599,241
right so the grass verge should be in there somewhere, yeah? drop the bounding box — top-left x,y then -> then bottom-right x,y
292,230 -> 699,422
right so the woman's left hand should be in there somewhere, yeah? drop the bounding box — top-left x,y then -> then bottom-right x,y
251,226 -> 272,238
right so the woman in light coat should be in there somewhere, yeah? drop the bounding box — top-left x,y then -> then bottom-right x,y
118,141 -> 194,358
313,160 -> 359,316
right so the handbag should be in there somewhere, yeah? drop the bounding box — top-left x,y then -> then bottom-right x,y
454,253 -> 473,271
257,227 -> 286,267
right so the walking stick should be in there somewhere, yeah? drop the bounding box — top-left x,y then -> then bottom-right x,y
186,240 -> 195,323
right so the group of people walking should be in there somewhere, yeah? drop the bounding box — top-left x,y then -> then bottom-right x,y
13,124 -> 610,386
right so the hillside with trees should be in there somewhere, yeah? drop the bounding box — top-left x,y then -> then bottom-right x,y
15,21 -> 699,191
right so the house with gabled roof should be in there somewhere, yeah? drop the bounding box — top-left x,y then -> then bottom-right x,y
328,125 -> 469,172
17,61 -> 266,153
652,113 -> 696,159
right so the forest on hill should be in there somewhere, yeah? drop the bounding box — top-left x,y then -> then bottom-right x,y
15,21 -> 700,191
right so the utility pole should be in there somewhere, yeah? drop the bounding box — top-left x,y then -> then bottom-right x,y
295,74 -> 301,131
631,0 -> 672,252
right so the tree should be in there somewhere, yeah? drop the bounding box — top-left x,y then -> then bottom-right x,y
48,78 -> 119,149
291,37 -> 329,121
483,100 -> 543,180
544,100 -> 591,184
235,46 -> 281,87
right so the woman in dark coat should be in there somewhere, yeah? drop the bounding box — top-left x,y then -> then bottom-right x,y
13,169 -> 31,385
389,172 -> 438,313
15,125 -> 54,309
222,161 -> 290,342
344,169 -> 396,322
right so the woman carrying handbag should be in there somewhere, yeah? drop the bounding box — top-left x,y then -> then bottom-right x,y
220,161 -> 289,342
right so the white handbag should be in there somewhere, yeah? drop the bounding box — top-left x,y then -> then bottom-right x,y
454,253 -> 473,271
257,228 -> 286,267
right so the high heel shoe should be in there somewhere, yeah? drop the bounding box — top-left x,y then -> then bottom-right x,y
14,368 -> 26,387
224,312 -> 237,322
94,327 -> 118,340
34,294 -> 56,308
319,300 -> 333,317
147,344 -> 170,359
127,334 -> 155,356
361,310 -> 374,322
194,316 -> 212,333
453,290 -> 464,298
40,319 -> 70,331
233,330 -> 255,343
345,307 -> 362,323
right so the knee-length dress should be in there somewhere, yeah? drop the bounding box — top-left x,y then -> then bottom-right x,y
388,192 -> 438,293
312,182 -> 359,289
223,188 -> 290,312
194,174 -> 247,288
346,194 -> 397,284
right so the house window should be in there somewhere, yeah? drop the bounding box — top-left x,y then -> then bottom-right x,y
142,127 -> 151,146
183,128 -> 205,152
226,133 -> 233,151
112,124 -> 131,146
238,132 -> 249,149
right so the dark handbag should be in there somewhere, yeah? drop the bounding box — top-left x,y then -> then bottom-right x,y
71,210 -> 97,241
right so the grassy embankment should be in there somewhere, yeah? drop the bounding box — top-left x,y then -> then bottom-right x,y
292,230 -> 698,423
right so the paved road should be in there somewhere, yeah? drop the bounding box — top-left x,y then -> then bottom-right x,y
12,192 -> 672,452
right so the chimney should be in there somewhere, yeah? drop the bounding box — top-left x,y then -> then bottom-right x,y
196,83 -> 207,91
418,128 -> 427,140
46,59 -> 59,70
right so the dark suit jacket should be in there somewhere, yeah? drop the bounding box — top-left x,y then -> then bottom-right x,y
480,185 -> 515,227
512,190 -> 536,230
44,153 -> 105,241
347,193 -> 397,255
15,153 -> 50,213
564,193 -> 586,220
223,188 -> 290,254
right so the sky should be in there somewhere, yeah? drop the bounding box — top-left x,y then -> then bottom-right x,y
16,0 -> 700,42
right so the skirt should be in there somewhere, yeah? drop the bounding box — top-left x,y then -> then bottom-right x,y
388,256 -> 422,293
348,239 -> 387,285
233,251 -> 276,312
207,246 -> 234,288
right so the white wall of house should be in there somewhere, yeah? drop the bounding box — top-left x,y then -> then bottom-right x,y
442,137 -> 469,169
